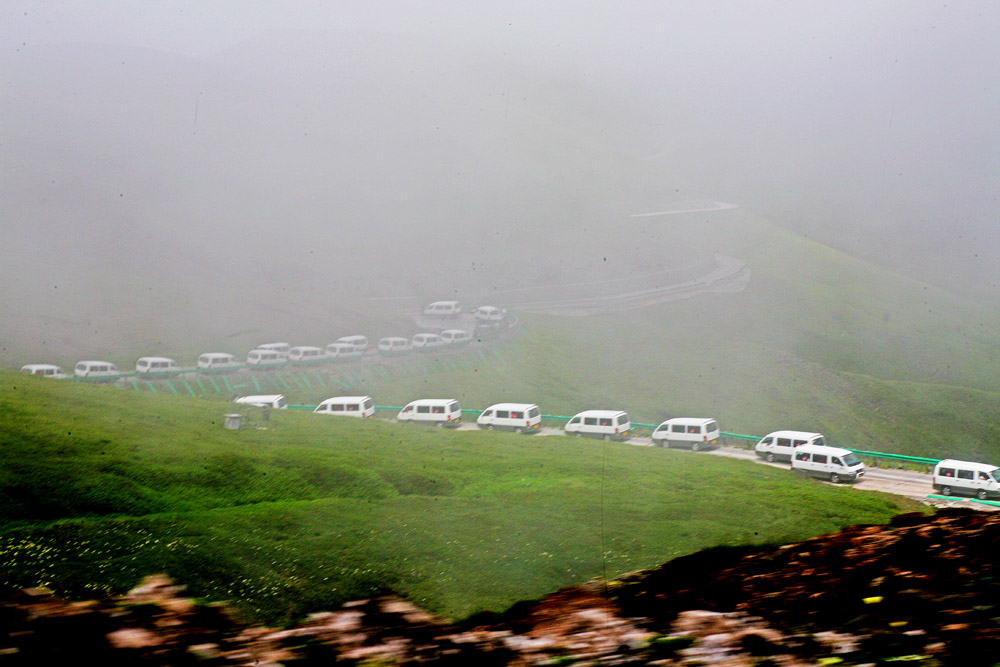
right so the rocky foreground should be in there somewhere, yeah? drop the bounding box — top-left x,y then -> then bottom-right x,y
2,508 -> 998,665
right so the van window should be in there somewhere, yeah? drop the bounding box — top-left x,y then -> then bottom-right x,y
77,363 -> 86,371
401,405 -> 412,413
993,471 -> 1000,483
511,411 -> 523,419
777,438 -> 791,447
688,425 -> 700,433
528,407 -> 539,418
333,404 -> 345,411
617,415 -> 628,425
497,410 -> 509,419
482,410 -> 493,417
654,424 -> 667,433
432,406 -> 444,414
958,469 -> 975,480
793,439 -> 807,447
448,401 -> 459,412
418,405 -> 430,414
347,404 -> 358,411
672,424 -> 684,433
831,457 -> 842,466
843,453 -> 861,466
939,467 -> 955,477
584,417 -> 597,426
760,436 -> 772,445
795,452 -> 809,462
978,472 -> 990,481
364,399 -> 373,409
706,421 -> 718,432
814,454 -> 828,464
599,418 -> 612,427
569,417 -> 580,425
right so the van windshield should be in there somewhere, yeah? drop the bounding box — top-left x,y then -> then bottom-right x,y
992,470 -> 1000,483
843,453 -> 862,466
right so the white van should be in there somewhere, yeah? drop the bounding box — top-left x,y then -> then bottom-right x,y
473,305 -> 505,322
196,353 -> 240,371
933,459 -> 1000,500
246,349 -> 288,367
423,301 -> 462,318
74,360 -> 119,379
412,333 -> 445,349
754,431 -> 826,463
441,329 -> 472,345
378,337 -> 412,354
651,417 -> 720,451
135,357 -> 179,375
564,410 -> 631,441
326,342 -> 363,360
792,444 -> 866,483
396,399 -> 462,427
314,395 -> 375,418
336,335 -> 368,353
234,394 -> 287,409
20,364 -> 68,379
256,342 -> 291,358
477,403 -> 542,434
288,346 -> 326,362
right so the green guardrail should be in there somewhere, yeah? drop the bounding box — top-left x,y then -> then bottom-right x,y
927,494 -> 1000,508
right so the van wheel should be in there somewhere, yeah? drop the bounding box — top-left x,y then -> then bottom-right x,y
691,442 -> 701,452
830,473 -> 840,484
435,422 -> 443,428
941,485 -> 952,496
765,453 -> 775,463
574,432 -> 583,438
487,425 -> 494,431
978,489 -> 988,500
515,427 -> 524,434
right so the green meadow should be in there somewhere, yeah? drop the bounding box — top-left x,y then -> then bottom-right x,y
0,372 -> 920,624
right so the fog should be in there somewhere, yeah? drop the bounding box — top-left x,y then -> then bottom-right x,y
2,1 -> 998,360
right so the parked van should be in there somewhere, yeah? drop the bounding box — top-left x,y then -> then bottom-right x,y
412,333 -> 445,349
441,329 -> 472,345
234,394 -> 287,409
196,353 -> 240,372
651,417 -> 720,451
74,360 -> 118,379
326,342 -> 363,360
378,337 -> 412,354
754,431 -> 826,462
792,444 -> 866,483
564,410 -> 631,441
135,357 -> 178,376
20,364 -> 68,379
336,335 -> 368,353
396,399 -> 462,427
288,346 -> 326,362
473,305 -> 505,322
256,342 -> 291,358
314,395 -> 375,418
246,349 -> 288,367
933,459 -> 1000,500
423,301 -> 462,318
477,403 -> 542,433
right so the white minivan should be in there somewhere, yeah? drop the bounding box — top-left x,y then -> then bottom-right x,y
792,444 -> 866,483
651,417 -> 720,451
234,394 -> 288,409
441,329 -> 472,345
477,403 -> 542,434
314,395 -> 375,418
396,399 -> 462,427
754,430 -> 826,463
288,346 -> 326,362
196,353 -> 240,372
423,301 -> 462,318
473,305 -> 505,322
135,357 -> 179,376
246,349 -> 287,367
564,410 -> 631,441
325,342 -> 363,360
412,333 -> 445,349
336,335 -> 368,354
256,342 -> 291,358
74,360 -> 119,379
378,337 -> 412,354
933,459 -> 1000,500
21,364 -> 68,379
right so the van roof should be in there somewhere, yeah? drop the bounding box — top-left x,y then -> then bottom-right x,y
199,352 -> 234,358
442,329 -> 469,335
77,360 -> 115,365
794,444 -> 854,456
572,409 -> 628,419
936,459 -> 998,471
137,356 -> 176,363
763,430 -> 824,439
21,364 -> 63,371
338,335 -> 366,341
483,402 -> 539,411
380,336 -> 409,343
290,345 -> 323,352
319,395 -> 373,403
661,417 -> 716,425
234,394 -> 285,402
403,398 -> 459,406
427,300 -> 460,307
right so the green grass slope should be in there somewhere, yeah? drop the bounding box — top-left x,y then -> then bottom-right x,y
0,372 -> 918,624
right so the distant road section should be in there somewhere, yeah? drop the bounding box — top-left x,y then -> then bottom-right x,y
629,201 -> 738,218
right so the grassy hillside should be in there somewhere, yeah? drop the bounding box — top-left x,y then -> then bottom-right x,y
0,372 -> 919,624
